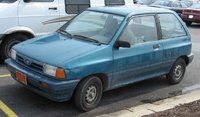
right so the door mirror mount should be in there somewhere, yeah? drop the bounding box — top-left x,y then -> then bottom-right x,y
114,41 -> 131,48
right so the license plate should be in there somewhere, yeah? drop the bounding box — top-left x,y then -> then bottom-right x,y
189,15 -> 193,19
16,71 -> 27,85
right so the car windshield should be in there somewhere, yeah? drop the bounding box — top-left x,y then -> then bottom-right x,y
0,0 -> 17,3
59,11 -> 124,44
190,4 -> 200,8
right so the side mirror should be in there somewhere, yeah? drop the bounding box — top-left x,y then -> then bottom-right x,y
114,41 -> 131,48
24,0 -> 31,2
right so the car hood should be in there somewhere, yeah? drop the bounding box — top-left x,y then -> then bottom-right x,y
14,33 -> 106,67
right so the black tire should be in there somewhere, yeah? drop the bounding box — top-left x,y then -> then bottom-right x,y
74,76 -> 103,111
166,58 -> 186,84
0,34 -> 29,63
186,21 -> 192,26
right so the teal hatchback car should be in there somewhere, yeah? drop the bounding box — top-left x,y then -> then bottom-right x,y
6,5 -> 194,111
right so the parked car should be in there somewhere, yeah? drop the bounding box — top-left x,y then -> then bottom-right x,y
6,5 -> 194,111
150,0 -> 189,16
182,3 -> 200,25
0,0 -> 134,63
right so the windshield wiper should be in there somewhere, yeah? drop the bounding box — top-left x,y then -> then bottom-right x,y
73,35 -> 101,45
57,29 -> 73,39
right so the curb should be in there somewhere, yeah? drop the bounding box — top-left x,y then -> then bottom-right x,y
98,89 -> 200,117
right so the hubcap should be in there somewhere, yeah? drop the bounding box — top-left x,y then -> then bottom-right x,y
174,64 -> 183,79
85,85 -> 97,103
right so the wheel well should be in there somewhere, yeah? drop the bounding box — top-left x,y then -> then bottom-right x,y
92,73 -> 109,91
179,55 -> 189,65
72,73 -> 109,99
78,73 -> 109,91
2,31 -> 34,42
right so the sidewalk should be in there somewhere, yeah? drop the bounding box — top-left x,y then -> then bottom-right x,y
98,89 -> 200,117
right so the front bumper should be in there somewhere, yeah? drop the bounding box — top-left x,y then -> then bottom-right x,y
5,59 -> 79,102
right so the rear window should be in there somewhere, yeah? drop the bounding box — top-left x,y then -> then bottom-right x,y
158,14 -> 187,39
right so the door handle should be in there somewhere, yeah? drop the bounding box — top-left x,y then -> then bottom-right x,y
153,44 -> 160,49
49,7 -> 57,10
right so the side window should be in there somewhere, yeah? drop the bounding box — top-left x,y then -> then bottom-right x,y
25,0 -> 53,2
65,0 -> 90,14
105,0 -> 125,5
119,16 -> 158,45
158,14 -> 187,39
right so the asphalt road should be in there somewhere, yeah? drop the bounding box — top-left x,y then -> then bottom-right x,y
0,24 -> 200,117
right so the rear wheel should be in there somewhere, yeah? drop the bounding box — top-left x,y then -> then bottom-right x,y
74,76 -> 103,111
0,34 -> 29,63
166,58 -> 186,84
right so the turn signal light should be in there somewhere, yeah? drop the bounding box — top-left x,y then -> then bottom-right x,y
56,68 -> 66,79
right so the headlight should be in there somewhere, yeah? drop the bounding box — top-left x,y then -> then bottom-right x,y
10,49 -> 17,60
43,64 -> 66,79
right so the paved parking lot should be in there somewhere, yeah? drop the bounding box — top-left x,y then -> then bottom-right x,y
0,24 -> 200,117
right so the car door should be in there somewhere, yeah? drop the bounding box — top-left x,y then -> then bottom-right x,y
18,0 -> 60,35
112,15 -> 164,88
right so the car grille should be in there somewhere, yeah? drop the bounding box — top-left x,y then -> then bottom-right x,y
16,54 -> 43,72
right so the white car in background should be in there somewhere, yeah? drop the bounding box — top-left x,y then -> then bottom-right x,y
0,0 -> 134,62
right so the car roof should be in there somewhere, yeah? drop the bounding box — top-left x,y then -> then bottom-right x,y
88,5 -> 174,16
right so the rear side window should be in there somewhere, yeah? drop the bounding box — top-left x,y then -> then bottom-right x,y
105,0 -> 125,5
158,14 -> 187,39
119,15 -> 158,45
65,0 -> 90,14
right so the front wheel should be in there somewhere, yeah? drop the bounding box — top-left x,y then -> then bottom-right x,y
0,34 -> 29,62
74,76 -> 103,111
166,58 -> 186,84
